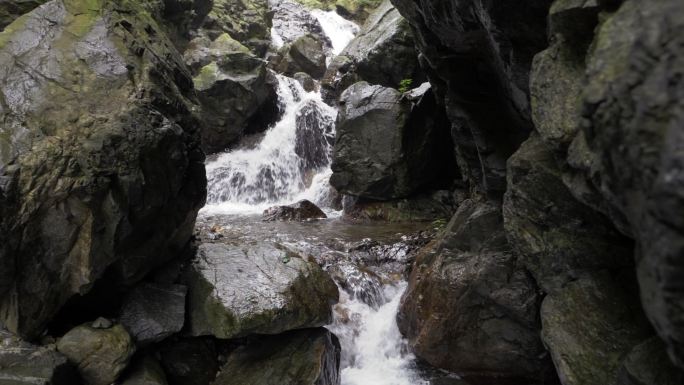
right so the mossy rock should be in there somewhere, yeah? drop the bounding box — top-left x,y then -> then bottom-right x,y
0,0 -> 206,339
185,242 -> 339,339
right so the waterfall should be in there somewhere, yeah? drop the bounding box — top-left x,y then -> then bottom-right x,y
201,4 -> 431,384
328,283 -> 429,385
203,75 -> 337,214
311,10 -> 360,55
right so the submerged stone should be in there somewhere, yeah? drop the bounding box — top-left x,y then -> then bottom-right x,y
263,200 -> 328,221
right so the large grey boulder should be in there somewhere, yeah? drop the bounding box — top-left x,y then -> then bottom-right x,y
213,328 -> 341,385
330,81 -> 454,200
120,283 -> 187,346
269,0 -> 332,49
185,33 -> 279,154
0,330 -> 77,385
275,33 -> 328,79
322,0 -> 420,101
56,323 -> 136,385
198,0 -> 272,54
397,199 -> 554,384
0,0 -> 206,340
185,242 -> 339,339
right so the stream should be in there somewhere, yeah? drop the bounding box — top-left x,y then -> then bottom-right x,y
199,6 -> 438,384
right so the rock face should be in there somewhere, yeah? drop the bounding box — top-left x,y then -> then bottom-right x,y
120,283 -> 187,346
185,242 -> 338,339
0,330 -> 77,385
263,200 -> 328,221
390,0 -> 552,194
525,0 -> 684,373
397,199 -> 553,383
199,0 -> 271,54
503,135 -> 634,293
57,323 -> 136,385
541,273 -> 652,385
322,0 -> 420,101
0,0 -> 47,30
331,81 -> 455,200
618,338 -> 684,385
269,0 -> 331,49
185,33 -> 279,154
214,328 -> 341,385
0,0 -> 206,340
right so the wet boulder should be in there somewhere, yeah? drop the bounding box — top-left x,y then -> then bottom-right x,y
398,199 -> 554,383
0,330 -> 77,385
185,242 -> 339,339
186,33 -> 279,154
159,338 -> 219,385
295,100 -> 336,172
0,0 -> 206,340
275,33 -> 328,79
294,72 -> 316,92
213,328 -> 341,385
330,81 -> 455,200
198,0 -> 272,54
322,0 -> 420,101
120,283 -> 187,346
269,0 -> 332,50
56,322 -> 136,385
263,200 -> 328,221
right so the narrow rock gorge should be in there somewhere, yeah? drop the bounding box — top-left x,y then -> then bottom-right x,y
0,0 -> 682,385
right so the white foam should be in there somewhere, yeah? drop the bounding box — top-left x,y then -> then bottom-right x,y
311,9 -> 360,55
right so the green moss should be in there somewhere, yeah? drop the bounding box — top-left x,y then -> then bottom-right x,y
212,33 -> 250,53
0,13 -> 30,50
193,62 -> 220,91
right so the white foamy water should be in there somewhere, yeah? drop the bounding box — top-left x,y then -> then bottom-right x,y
311,9 -> 360,55
203,75 -> 337,214
328,283 -> 429,385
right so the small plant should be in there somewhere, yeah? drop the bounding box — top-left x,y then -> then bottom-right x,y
431,218 -> 448,231
398,78 -> 413,93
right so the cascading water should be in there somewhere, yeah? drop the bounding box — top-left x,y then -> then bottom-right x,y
204,75 -> 337,213
202,3 -> 431,384
328,283 -> 429,385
